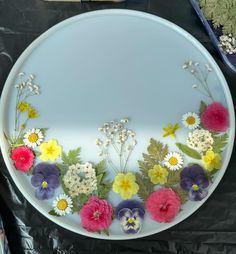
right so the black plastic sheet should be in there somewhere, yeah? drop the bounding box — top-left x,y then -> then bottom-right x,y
0,0 -> 236,253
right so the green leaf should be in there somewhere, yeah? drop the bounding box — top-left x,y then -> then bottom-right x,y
34,150 -> 41,157
40,128 -> 48,135
176,143 -> 201,160
102,229 -> 110,236
96,174 -> 104,185
26,167 -> 34,176
135,173 -> 154,202
60,176 -> 70,196
61,147 -> 81,165
97,182 -> 112,200
165,170 -> 181,187
56,163 -> 68,174
138,138 -> 169,176
172,186 -> 188,204
212,133 -> 229,153
199,100 -> 207,116
73,194 -> 90,212
96,160 -> 106,175
48,209 -> 60,217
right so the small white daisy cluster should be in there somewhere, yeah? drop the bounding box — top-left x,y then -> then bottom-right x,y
96,118 -> 137,172
183,61 -> 214,101
23,128 -> 44,148
53,194 -> 73,216
163,152 -> 184,171
219,34 -> 236,55
63,162 -> 97,197
187,129 -> 214,152
15,73 -> 40,96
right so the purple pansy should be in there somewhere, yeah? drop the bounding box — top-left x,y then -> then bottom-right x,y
116,200 -> 145,234
31,163 -> 60,200
180,164 -> 209,201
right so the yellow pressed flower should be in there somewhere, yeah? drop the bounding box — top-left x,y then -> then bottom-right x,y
112,172 -> 139,200
18,102 -> 29,112
163,123 -> 180,138
28,107 -> 39,119
20,123 -> 26,130
39,139 -> 62,161
202,150 -> 222,172
148,165 -> 169,185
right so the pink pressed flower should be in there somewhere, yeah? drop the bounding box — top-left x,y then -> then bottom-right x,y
11,146 -> 35,172
80,196 -> 113,232
146,188 -> 181,223
201,102 -> 229,132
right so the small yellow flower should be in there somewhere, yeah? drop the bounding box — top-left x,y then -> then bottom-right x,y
202,150 -> 222,171
163,123 -> 180,138
18,102 -> 29,112
20,123 -> 26,130
39,139 -> 62,161
28,107 -> 39,119
112,172 -> 139,200
148,165 -> 169,185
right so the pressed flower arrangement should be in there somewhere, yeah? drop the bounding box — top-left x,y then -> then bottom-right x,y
4,61 -> 230,236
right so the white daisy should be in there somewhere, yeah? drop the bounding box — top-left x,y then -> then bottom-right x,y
53,194 -> 73,216
164,152 -> 184,171
23,128 -> 44,148
182,112 -> 200,129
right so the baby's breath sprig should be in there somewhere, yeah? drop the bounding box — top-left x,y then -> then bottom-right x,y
12,73 -> 40,146
96,118 -> 137,174
182,61 -> 214,102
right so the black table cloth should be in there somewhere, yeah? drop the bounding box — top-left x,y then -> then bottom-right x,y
0,1 -> 236,253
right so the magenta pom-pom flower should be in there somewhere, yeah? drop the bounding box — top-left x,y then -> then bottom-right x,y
201,102 -> 229,132
80,196 -> 113,232
11,146 -> 35,172
146,188 -> 181,223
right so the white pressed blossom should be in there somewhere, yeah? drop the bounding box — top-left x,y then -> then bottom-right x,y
63,162 -> 97,197
182,112 -> 200,129
187,129 -> 214,152
164,152 -> 184,171
95,118 -> 137,173
219,34 -> 236,55
23,128 -> 44,148
53,194 -> 73,216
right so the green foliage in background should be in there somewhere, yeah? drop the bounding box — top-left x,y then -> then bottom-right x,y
199,0 -> 236,37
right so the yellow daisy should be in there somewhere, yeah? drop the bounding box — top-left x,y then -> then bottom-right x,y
112,172 -> 139,200
148,165 -> 168,185
202,150 -> 222,171
163,123 -> 180,138
39,139 -> 62,161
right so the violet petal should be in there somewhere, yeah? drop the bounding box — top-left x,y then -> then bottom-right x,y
117,208 -> 132,220
46,174 -> 60,189
195,175 -> 209,189
31,173 -> 44,187
180,177 -> 194,191
35,187 -> 54,200
181,164 -> 205,179
189,188 -> 208,201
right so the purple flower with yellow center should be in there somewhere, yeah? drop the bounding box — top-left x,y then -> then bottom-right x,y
31,163 -> 60,200
180,164 -> 209,201
116,200 -> 145,234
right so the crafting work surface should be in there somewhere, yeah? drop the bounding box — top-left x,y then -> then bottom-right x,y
0,0 -> 236,253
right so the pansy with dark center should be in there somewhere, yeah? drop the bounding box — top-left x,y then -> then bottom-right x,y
31,163 -> 60,200
116,200 -> 145,234
180,164 -> 209,201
